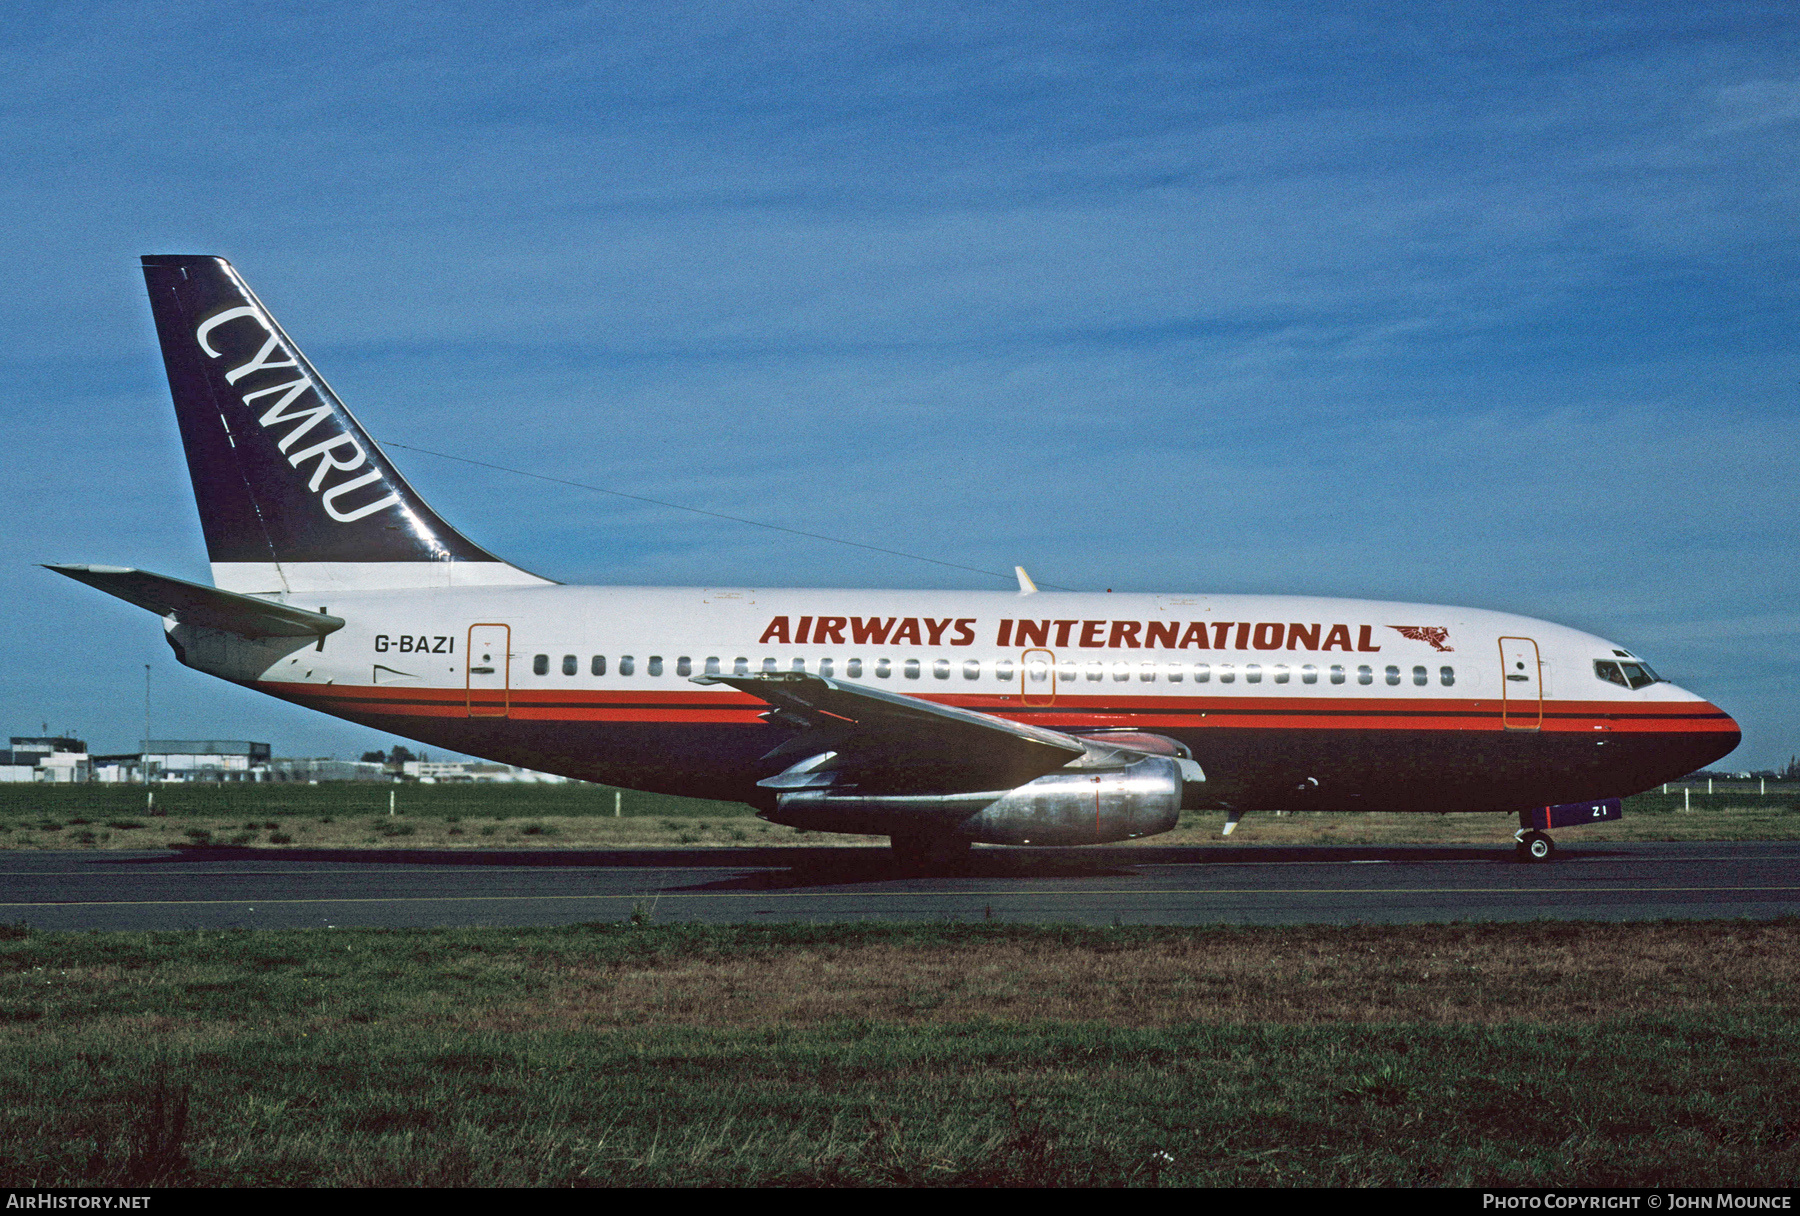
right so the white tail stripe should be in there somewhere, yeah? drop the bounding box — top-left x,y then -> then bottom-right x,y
209,560 -> 554,595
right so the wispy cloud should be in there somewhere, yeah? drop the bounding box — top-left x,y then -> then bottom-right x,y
0,1 -> 1792,761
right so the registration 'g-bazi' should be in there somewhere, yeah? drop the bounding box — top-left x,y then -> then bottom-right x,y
51,257 -> 1741,866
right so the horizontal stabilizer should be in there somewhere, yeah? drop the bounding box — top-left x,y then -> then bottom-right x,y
45,565 -> 344,640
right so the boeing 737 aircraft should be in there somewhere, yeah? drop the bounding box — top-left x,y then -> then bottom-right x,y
49,256 -> 1741,865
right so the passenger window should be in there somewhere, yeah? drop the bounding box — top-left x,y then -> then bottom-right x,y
1385,665 -> 1400,686
1026,659 -> 1047,683
533,654 -> 548,676
1087,662 -> 1103,682
1194,663 -> 1210,683
1112,662 -> 1130,682
1245,663 -> 1262,684
963,660 -> 980,680
1273,665 -> 1289,684
848,658 -> 863,678
733,657 -> 749,676
1440,666 -> 1455,687
934,659 -> 951,679
677,656 -> 692,677
1412,665 -> 1427,686
1218,664 -> 1235,684
876,659 -> 892,678
819,658 -> 834,678
705,657 -> 721,676
792,658 -> 806,672
591,655 -> 607,676
1058,664 -> 1077,681
1357,665 -> 1373,685
1166,664 -> 1184,683
561,654 -> 576,676
1301,664 -> 1318,685
1139,662 -> 1156,682
995,660 -> 1014,681
619,655 -> 635,676
761,658 -> 777,673
1330,664 -> 1345,685
904,659 -> 921,679
649,656 -> 664,677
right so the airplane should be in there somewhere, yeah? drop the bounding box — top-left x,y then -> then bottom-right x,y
48,255 -> 1741,867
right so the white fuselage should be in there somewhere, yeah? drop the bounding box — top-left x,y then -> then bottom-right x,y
167,583 -> 1738,814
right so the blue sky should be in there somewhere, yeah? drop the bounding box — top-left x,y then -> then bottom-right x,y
0,1 -> 1794,768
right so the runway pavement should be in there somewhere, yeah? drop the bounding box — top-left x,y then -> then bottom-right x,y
2,840 -> 1797,931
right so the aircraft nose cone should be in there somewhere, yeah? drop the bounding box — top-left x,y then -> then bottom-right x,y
1629,687 -> 1742,785
1692,697 -> 1742,768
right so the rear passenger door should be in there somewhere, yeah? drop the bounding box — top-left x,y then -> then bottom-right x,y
466,624 -> 512,718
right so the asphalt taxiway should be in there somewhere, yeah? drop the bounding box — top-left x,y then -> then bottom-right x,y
2,841 -> 1796,931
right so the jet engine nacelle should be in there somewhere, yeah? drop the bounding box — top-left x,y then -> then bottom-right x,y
765,752 -> 1191,846
956,753 -> 1185,846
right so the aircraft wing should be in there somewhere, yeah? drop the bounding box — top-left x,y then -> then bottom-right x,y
45,565 -> 345,640
694,670 -> 1088,792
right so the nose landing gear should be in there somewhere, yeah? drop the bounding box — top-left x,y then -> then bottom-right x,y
1513,798 -> 1621,862
1514,829 -> 1556,863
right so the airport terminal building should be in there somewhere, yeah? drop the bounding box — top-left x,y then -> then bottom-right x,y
0,737 -> 91,783
3,734 -> 569,784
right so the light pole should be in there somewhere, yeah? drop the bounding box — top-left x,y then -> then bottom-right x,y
143,664 -> 152,787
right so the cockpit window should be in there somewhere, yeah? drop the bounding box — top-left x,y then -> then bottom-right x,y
1596,659 -> 1660,689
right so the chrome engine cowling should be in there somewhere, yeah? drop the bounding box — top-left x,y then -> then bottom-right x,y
762,748 -> 1192,846
955,753 -> 1184,846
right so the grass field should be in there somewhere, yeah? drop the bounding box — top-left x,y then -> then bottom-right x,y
0,781 -> 1795,850
4,783 -> 1796,1187
0,919 -> 1794,1187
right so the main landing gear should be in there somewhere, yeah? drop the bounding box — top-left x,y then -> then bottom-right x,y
890,833 -> 971,874
1515,830 -> 1556,863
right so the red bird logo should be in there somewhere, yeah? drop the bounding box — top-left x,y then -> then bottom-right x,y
1388,626 -> 1453,652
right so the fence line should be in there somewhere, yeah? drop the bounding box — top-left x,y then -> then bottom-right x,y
0,782 -> 741,821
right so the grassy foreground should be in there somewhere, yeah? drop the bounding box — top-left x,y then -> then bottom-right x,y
0,783 -> 1796,850
0,920 -> 1796,1186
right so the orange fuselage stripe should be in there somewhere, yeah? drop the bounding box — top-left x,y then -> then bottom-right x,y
263,681 -> 1737,734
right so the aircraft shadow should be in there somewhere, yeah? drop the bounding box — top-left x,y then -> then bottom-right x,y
664,849 -> 1141,891
88,841 -> 1536,883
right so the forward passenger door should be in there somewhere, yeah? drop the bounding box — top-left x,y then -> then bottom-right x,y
1499,636 -> 1542,730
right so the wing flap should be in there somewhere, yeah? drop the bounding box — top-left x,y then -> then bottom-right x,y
695,671 -> 1086,792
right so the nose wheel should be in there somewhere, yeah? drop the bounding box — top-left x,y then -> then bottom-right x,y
1514,830 -> 1556,863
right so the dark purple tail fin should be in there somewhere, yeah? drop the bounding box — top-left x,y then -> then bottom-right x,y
141,255 -> 549,593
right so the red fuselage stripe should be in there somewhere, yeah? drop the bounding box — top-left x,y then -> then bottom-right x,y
264,681 -> 1737,733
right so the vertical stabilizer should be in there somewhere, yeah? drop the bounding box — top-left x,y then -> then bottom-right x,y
140,255 -> 552,594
